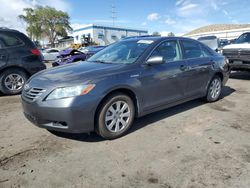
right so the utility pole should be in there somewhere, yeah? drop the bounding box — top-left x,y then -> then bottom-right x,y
111,4 -> 117,26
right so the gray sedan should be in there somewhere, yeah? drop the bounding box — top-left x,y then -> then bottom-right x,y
22,36 -> 230,139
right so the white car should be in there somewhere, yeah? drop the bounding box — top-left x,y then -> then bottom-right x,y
222,32 -> 250,71
42,48 -> 60,62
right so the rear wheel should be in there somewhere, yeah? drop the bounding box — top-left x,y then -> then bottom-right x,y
0,69 -> 28,95
96,93 -> 135,139
206,76 -> 222,102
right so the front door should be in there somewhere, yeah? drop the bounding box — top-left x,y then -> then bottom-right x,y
139,40 -> 188,111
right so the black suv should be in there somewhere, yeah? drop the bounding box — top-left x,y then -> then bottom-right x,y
0,28 -> 46,95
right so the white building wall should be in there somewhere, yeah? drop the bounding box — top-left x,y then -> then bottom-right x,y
186,27 -> 250,40
73,28 -> 94,44
73,25 -> 148,45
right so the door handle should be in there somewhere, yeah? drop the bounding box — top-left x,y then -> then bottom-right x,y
0,55 -> 6,59
180,65 -> 188,71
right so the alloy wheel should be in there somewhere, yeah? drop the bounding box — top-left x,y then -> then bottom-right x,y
105,101 -> 131,133
4,73 -> 25,91
209,78 -> 221,99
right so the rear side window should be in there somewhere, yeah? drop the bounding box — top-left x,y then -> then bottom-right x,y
150,40 -> 181,63
182,40 -> 204,59
201,45 -> 212,57
0,32 -> 24,48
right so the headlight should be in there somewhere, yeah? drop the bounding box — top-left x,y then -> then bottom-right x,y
46,84 -> 95,100
218,49 -> 223,54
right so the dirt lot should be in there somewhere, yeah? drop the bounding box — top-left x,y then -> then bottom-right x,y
0,71 -> 250,188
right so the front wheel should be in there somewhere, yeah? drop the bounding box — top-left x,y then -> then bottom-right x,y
206,76 -> 222,102
96,93 -> 135,139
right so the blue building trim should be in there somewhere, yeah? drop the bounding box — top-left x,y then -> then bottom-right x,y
74,25 -> 148,33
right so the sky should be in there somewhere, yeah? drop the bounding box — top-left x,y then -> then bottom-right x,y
0,0 -> 250,36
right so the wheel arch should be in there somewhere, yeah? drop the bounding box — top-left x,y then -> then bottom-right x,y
214,71 -> 224,82
0,66 -> 30,77
94,87 -> 140,126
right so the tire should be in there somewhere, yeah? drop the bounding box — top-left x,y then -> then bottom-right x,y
205,76 -> 222,102
0,69 -> 28,95
96,93 -> 135,139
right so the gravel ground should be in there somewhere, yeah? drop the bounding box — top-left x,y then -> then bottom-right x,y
0,71 -> 250,188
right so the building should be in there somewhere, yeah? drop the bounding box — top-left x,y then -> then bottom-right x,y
73,24 -> 148,46
55,36 -> 74,49
185,24 -> 250,40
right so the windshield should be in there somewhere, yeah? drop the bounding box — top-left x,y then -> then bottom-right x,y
88,39 -> 154,64
236,33 -> 250,44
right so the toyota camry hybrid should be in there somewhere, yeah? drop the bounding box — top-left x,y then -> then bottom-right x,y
21,36 -> 230,139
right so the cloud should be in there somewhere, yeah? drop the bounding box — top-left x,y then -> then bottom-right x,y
141,22 -> 147,26
223,10 -> 229,16
164,17 -> 176,25
160,31 -> 170,36
0,0 -> 71,33
210,1 -> 218,10
42,0 -> 71,12
71,23 -> 90,30
177,2 -> 200,17
147,13 -> 160,21
176,0 -> 186,6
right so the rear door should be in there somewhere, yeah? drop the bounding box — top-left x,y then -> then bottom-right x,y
180,39 -> 212,97
0,33 -> 9,68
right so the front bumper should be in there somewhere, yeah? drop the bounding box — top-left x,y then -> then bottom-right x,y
21,95 -> 99,133
229,62 -> 250,71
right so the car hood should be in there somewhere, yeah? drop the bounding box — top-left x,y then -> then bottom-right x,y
223,43 -> 250,50
28,61 -> 124,88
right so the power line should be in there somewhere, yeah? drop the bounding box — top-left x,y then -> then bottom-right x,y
110,4 -> 117,26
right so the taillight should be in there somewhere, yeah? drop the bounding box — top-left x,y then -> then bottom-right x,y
31,49 -> 41,56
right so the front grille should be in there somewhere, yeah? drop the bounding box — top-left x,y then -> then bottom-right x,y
22,87 -> 46,102
223,49 -> 250,60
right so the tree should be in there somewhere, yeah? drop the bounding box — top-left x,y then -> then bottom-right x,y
168,32 -> 175,37
152,31 -> 161,36
19,8 -> 42,41
19,6 -> 72,47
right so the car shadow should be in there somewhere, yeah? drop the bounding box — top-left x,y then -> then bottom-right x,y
230,71 -> 250,80
51,85 -> 235,142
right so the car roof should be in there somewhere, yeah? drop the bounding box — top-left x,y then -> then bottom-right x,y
0,27 -> 20,33
122,36 -> 196,42
198,36 -> 217,40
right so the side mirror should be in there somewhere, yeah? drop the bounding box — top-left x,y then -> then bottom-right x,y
146,56 -> 164,65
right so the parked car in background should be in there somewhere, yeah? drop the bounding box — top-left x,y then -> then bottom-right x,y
198,36 -> 230,54
52,49 -> 87,67
198,36 -> 219,51
79,46 -> 106,59
222,32 -> 250,71
0,28 -> 46,95
22,36 -> 230,139
42,48 -> 60,62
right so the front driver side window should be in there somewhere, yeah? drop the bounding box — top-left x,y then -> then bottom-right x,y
150,40 -> 181,63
